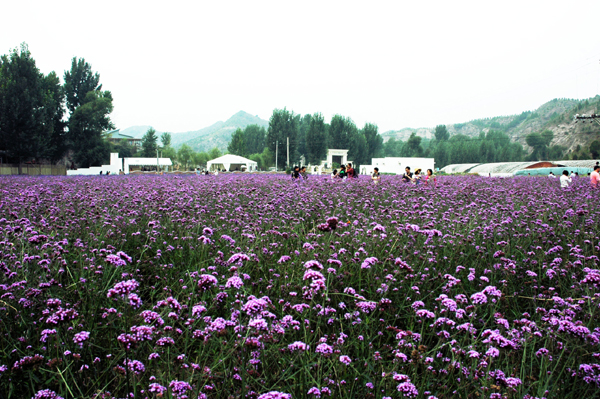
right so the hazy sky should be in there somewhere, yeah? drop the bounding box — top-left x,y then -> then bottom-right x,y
2,0 -> 600,133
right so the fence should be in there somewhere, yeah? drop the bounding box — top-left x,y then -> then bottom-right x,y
0,164 -> 67,176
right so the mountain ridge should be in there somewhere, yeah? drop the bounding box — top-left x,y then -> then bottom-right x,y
381,96 -> 599,155
119,111 -> 269,152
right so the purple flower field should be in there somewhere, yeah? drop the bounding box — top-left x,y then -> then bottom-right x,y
1,174 -> 599,399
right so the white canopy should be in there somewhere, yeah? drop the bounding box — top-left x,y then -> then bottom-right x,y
207,154 -> 258,172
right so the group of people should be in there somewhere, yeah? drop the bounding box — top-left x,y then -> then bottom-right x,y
401,166 -> 436,186
331,163 -> 358,180
551,162 -> 600,188
292,166 -> 309,180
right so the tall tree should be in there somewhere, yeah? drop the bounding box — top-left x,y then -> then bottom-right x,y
0,43 -> 64,163
348,131 -> 368,168
228,128 -> 245,156
64,58 -> 113,167
434,125 -> 450,141
401,132 -> 424,157
68,91 -> 113,167
306,113 -> 327,164
160,132 -> 172,148
267,108 -> 298,169
177,144 -> 193,169
112,139 -> 136,158
362,122 -> 382,161
41,71 -> 67,162
383,138 -> 403,157
525,132 -> 547,160
141,128 -> 158,157
329,115 -> 356,148
433,140 -> 449,168
63,57 -> 101,113
208,147 -> 222,160
297,114 -> 311,157
243,124 -> 266,155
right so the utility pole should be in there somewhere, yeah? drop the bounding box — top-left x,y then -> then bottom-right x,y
287,136 -> 289,169
275,141 -> 278,171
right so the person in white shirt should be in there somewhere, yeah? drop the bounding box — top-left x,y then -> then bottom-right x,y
560,170 -> 571,188
548,172 -> 556,178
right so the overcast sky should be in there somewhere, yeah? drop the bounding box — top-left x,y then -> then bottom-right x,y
2,0 -> 600,133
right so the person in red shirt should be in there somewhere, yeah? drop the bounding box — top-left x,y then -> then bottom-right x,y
591,165 -> 600,187
346,163 -> 355,178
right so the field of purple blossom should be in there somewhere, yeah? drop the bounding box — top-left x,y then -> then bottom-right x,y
1,174 -> 599,399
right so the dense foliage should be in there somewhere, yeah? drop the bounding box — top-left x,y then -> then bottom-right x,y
1,174 -> 599,399
0,44 -> 113,166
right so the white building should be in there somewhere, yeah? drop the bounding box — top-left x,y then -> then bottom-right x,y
360,157 -> 435,175
206,154 -> 258,172
67,153 -> 173,175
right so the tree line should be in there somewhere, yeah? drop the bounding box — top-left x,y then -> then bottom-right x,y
0,44 -> 113,167
227,109 -> 383,170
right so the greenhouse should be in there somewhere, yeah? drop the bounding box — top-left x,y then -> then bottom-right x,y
441,160 -> 599,177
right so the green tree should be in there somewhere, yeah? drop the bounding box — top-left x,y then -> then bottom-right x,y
297,114 -> 311,157
42,71 -> 68,163
0,43 -> 65,163
541,129 -> 554,147
267,108 -> 298,169
349,131 -> 368,168
208,147 -> 222,160
193,151 -> 209,168
177,144 -> 193,169
433,140 -> 449,168
362,122 -> 383,161
329,115 -> 357,148
63,57 -> 101,113
160,132 -> 172,148
434,125 -> 449,141
525,132 -> 547,160
228,128 -> 245,156
590,140 -> 600,159
161,146 -> 177,162
68,90 -> 113,167
401,132 -> 424,157
112,138 -> 136,158
141,128 -> 158,157
243,124 -> 266,155
383,138 -> 403,156
306,113 -> 327,164
63,58 -> 113,167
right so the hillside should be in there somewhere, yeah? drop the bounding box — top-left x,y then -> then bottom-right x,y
181,111 -> 269,152
118,111 -> 269,153
381,96 -> 600,155
119,126 -> 162,138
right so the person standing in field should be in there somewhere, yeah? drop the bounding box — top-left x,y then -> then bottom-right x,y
346,163 -> 355,178
402,167 -> 413,182
291,166 -> 300,180
413,169 -> 422,185
300,166 -> 308,180
371,167 -> 381,184
591,165 -> 600,187
338,165 -> 347,179
424,169 -> 436,186
560,170 -> 571,188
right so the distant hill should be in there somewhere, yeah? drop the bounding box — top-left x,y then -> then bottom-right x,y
381,96 -> 600,155
178,111 -> 269,152
118,111 -> 269,153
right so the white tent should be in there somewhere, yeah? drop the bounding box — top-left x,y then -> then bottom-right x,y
207,154 -> 258,172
